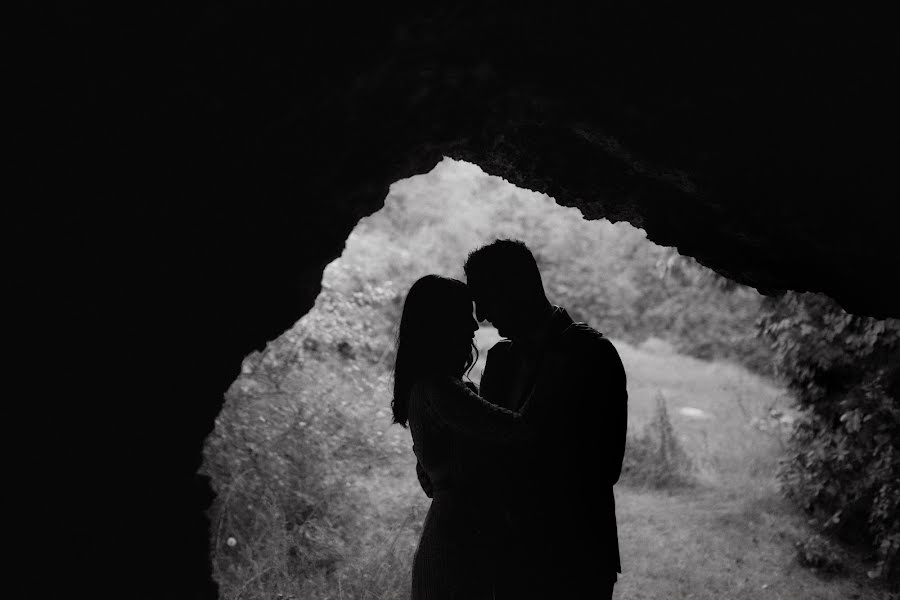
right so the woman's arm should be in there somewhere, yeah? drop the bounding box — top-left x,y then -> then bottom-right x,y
415,458 -> 434,498
412,376 -> 534,443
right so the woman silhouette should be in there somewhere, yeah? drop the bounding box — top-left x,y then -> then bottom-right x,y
392,275 -> 538,599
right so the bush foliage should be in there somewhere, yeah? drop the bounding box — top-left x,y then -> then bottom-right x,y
759,292 -> 900,581
353,159 -> 771,373
621,392 -> 695,489
202,279 -> 408,598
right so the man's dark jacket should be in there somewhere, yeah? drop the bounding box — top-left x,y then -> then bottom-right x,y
479,307 -> 628,590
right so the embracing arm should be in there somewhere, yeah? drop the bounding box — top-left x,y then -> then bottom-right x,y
413,376 -> 534,443
413,381 -> 484,497
415,458 -> 433,498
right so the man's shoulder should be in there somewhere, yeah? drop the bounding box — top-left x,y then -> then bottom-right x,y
556,322 -> 621,361
560,321 -> 607,346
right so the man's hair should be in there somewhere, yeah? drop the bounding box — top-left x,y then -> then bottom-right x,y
464,239 -> 546,297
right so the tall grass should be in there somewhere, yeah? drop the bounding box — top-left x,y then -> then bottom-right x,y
202,346 -> 424,600
621,392 -> 695,489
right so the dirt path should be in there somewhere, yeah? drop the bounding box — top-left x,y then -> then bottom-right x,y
614,485 -> 884,600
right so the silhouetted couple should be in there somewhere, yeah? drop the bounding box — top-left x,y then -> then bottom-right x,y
391,239 -> 628,599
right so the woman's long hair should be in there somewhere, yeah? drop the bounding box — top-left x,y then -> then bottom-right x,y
391,275 -> 478,427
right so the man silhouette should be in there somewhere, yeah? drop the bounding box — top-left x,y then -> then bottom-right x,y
464,239 -> 628,599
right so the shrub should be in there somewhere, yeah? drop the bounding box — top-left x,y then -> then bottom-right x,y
202,342 -> 400,598
642,253 -> 774,376
795,533 -> 845,574
621,392 -> 695,489
759,291 -> 900,582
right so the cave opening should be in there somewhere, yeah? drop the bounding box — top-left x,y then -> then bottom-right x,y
198,158 -> 897,599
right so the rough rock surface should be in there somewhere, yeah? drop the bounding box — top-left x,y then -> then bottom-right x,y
13,5 -> 899,598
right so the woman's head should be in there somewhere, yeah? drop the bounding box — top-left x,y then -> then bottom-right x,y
391,275 -> 479,427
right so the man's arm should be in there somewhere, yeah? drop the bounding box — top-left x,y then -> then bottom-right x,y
591,337 -> 628,485
558,329 -> 628,485
414,377 -> 534,442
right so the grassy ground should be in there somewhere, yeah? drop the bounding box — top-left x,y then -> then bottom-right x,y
617,335 -> 792,488
614,487 -> 878,600
326,334 -> 886,599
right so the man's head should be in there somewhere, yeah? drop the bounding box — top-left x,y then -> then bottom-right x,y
463,239 -> 551,339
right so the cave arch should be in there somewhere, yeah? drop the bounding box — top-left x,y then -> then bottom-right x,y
15,5 -> 900,599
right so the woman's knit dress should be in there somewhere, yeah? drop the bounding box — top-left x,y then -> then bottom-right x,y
407,376 -> 533,600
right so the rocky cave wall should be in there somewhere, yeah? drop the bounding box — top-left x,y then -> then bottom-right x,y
14,5 -> 899,598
